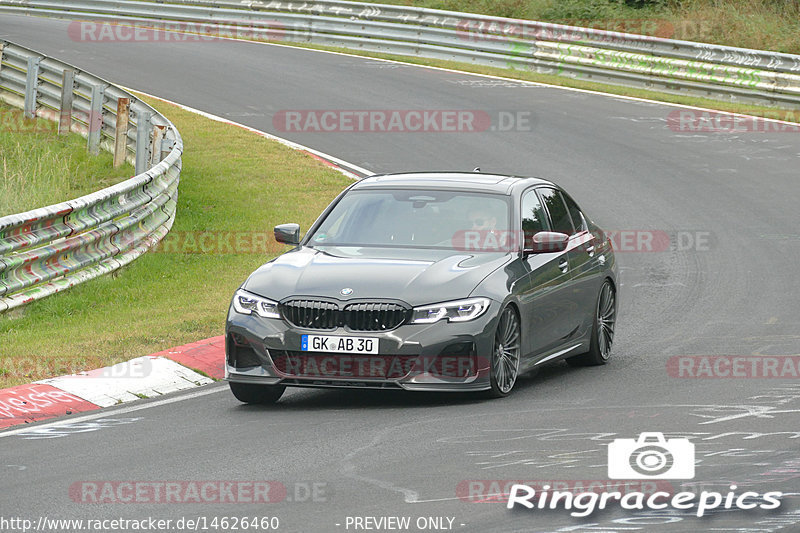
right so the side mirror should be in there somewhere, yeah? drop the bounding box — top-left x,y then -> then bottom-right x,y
274,223 -> 300,245
525,231 -> 569,254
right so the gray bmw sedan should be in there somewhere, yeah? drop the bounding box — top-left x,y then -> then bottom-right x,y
225,172 -> 617,403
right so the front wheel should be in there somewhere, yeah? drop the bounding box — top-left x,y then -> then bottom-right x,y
229,382 -> 286,404
486,306 -> 521,398
567,280 -> 616,367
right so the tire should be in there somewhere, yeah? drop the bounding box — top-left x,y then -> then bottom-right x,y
567,280 -> 616,367
229,382 -> 286,404
486,306 -> 522,398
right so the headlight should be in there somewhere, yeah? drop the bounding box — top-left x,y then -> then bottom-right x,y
411,298 -> 491,324
232,289 -> 280,319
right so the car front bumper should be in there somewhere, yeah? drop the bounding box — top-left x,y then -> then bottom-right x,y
224,300 -> 501,392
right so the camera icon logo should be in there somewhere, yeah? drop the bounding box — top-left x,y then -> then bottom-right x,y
608,432 -> 695,480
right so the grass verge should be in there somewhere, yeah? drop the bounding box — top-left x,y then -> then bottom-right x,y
0,103 -> 134,216
0,96 -> 352,388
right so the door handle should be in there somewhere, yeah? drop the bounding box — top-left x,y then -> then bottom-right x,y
558,259 -> 569,273
586,244 -> 595,257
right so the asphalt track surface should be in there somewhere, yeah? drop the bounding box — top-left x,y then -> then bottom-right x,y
2,14 -> 800,533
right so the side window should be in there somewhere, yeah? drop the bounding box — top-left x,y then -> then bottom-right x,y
521,189 -> 548,246
562,192 -> 588,233
537,188 -> 575,235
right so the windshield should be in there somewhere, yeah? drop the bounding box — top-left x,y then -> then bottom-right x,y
307,189 -> 511,250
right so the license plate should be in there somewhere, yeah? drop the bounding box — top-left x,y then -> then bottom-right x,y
301,335 -> 379,354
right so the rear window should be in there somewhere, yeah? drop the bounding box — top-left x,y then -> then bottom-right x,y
537,188 -> 574,235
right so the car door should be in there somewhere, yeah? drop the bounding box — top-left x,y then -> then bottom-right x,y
560,190 -> 604,338
518,188 -> 576,360
534,187 -> 585,349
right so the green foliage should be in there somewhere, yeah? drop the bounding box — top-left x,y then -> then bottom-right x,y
0,104 -> 133,216
622,0 -> 671,9
541,0 -> 621,19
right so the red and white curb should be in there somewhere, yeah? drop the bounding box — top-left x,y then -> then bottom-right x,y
0,336 -> 225,430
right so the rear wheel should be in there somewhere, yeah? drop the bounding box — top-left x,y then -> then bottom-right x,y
486,306 -> 521,398
567,280 -> 616,367
229,382 -> 286,404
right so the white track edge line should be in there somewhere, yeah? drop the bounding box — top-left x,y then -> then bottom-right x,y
0,385 -> 226,438
118,85 -> 374,179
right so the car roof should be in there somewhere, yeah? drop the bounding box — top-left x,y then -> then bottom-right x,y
352,172 -> 553,194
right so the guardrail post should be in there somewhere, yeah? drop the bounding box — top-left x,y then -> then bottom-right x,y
149,125 -> 166,166
135,105 -> 153,174
160,137 -> 172,162
87,83 -> 105,155
23,56 -> 41,119
58,69 -> 76,136
113,97 -> 130,167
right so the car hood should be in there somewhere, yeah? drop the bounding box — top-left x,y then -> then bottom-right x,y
242,245 -> 511,306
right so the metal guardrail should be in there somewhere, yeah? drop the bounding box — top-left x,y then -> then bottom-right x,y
1,0 -> 800,107
0,40 -> 182,313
